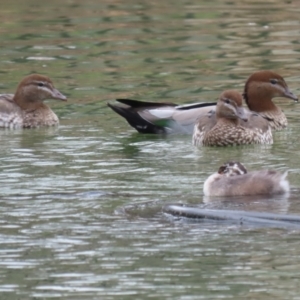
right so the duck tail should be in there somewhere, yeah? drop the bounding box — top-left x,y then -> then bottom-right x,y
279,171 -> 290,193
107,101 -> 167,134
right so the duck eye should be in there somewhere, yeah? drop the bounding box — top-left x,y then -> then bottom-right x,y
37,82 -> 44,87
270,79 -> 278,85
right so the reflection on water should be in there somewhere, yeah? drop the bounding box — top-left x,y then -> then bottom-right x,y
1,0 -> 300,298
202,193 -> 291,214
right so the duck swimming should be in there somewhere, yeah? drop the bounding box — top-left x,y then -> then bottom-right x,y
203,161 -> 289,197
193,90 -> 273,146
0,74 -> 67,128
107,70 -> 298,134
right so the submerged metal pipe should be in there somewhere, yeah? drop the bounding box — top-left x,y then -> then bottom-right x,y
163,204 -> 300,229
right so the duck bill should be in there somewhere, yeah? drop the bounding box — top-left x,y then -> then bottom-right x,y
237,108 -> 248,122
283,88 -> 298,102
52,88 -> 67,101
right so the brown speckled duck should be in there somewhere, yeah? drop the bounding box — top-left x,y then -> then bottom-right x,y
0,74 -> 67,128
193,90 -> 273,146
107,70 -> 297,134
203,161 -> 290,197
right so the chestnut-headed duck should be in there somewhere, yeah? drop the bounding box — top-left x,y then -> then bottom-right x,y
203,161 -> 289,197
0,74 -> 67,128
193,90 -> 273,146
243,71 -> 297,130
107,70 -> 297,134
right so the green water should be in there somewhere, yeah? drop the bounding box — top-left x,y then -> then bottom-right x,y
1,0 -> 300,299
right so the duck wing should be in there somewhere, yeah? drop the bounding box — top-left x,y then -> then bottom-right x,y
108,99 -> 216,134
240,110 -> 271,133
0,94 -> 23,128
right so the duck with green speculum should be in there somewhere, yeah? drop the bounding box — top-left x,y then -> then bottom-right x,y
108,70 -> 298,134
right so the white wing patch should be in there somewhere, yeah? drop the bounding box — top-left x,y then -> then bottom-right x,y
148,108 -> 175,119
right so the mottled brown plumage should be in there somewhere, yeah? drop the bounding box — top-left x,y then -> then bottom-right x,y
108,70 -> 298,134
0,74 -> 67,128
193,90 -> 273,146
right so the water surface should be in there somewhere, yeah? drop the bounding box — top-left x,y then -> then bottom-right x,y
1,0 -> 300,299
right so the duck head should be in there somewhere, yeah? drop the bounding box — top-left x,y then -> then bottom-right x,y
216,90 -> 248,123
13,74 -> 67,110
243,70 -> 298,112
218,161 -> 248,177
